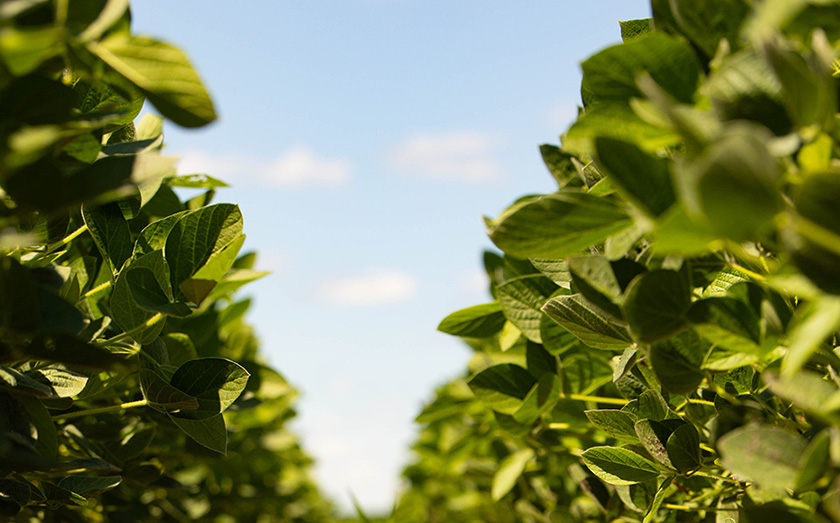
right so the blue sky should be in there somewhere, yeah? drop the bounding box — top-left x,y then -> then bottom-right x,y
132,0 -> 651,513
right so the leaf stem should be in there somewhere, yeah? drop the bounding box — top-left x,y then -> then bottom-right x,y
81,280 -> 112,300
94,313 -> 164,346
51,399 -> 148,421
546,422 -> 571,430
564,393 -> 628,405
662,503 -> 735,513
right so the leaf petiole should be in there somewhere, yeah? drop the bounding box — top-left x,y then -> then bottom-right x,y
51,399 -> 148,421
94,313 -> 165,346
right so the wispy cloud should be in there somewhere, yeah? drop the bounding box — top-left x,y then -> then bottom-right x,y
176,146 -> 351,188
318,271 -> 418,306
386,131 -> 504,182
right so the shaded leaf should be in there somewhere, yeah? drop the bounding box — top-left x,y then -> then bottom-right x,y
582,446 -> 661,485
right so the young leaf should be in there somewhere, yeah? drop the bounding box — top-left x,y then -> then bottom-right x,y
491,448 -> 534,501
542,294 -> 633,351
468,364 -> 536,415
582,446 -> 661,485
665,423 -> 701,474
437,302 -> 506,338
487,191 -> 632,260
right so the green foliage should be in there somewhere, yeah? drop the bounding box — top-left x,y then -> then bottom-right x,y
397,1 -> 840,521
0,1 -> 332,520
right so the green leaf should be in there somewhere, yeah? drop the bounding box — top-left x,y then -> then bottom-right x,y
88,35 -> 216,128
580,33 -> 700,105
666,0 -> 751,58
619,19 -> 653,42
167,174 -> 229,189
568,255 -> 624,318
585,409 -> 639,440
687,297 -> 762,354
582,446 -> 661,486
622,270 -> 690,343
76,0 -> 129,42
782,296 -> 840,376
625,390 -> 670,422
82,202 -> 133,274
125,268 -> 191,317
564,102 -> 680,157
496,275 -> 556,343
538,144 -> 579,187
594,137 -> 675,217
796,430 -> 830,492
0,26 -> 61,75
168,413 -> 227,454
542,294 -> 633,351
718,424 -> 807,490
487,191 -> 632,260
666,424 -> 701,474
205,268 -> 270,301
165,204 -> 243,303
649,329 -> 706,394
57,476 -> 121,497
168,358 -> 249,419
788,172 -> 840,294
26,367 -> 88,398
468,364 -> 536,415
439,303 -> 507,338
132,212 -> 187,258
139,368 -> 199,411
763,371 -> 840,420
679,129 -> 783,242
491,448 -> 534,501
110,250 -> 170,344
513,373 -> 561,425
180,233 -> 246,305
539,311 -> 578,356
635,419 -> 675,468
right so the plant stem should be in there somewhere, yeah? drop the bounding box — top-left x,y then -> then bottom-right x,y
81,280 -> 112,300
94,313 -> 164,346
51,399 -> 148,421
563,393 -> 628,405
547,422 -> 570,430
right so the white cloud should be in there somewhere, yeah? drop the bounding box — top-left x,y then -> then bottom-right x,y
386,131 -> 503,182
318,270 -> 418,306
176,146 -> 351,188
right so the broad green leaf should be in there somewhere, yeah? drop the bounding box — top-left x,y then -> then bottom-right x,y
594,137 -> 675,217
542,294 -> 633,351
487,191 -> 632,260
718,424 -> 807,490
26,367 -> 88,398
168,413 -> 227,454
585,409 -> 639,440
650,329 -> 706,394
57,476 -> 121,497
180,234 -> 246,305
82,202 -> 133,274
491,448 -> 534,501
165,204 -> 243,302
468,364 -> 536,415
438,302 -> 507,338
763,371 -> 840,419
788,172 -> 840,294
680,129 -> 783,242
666,0 -> 750,57
132,212 -> 187,258
22,333 -> 126,369
161,333 -> 198,368
666,424 -> 701,474
168,358 -> 249,419
530,259 -> 571,288
77,0 -> 129,42
88,35 -> 216,127
580,33 -> 700,105
563,102 -> 680,157
688,297 -> 762,355
513,373 -> 561,425
796,430 -> 830,492
782,296 -> 840,375
538,144 -> 579,188
582,446 -> 661,485
568,255 -> 624,318
635,419 -> 675,468
0,26 -> 61,75
110,250 -> 170,344
125,268 -> 191,317
624,390 -> 671,422
496,275 -> 556,343
622,270 -> 690,343
167,174 -> 229,189
206,268 -> 270,301
619,19 -> 653,42
139,368 -> 199,411
642,476 -> 674,523
560,352 -> 613,395
539,311 -> 578,356
652,205 -> 719,256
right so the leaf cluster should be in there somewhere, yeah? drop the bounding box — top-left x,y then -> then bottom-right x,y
396,1 -> 840,521
0,1 -> 332,521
